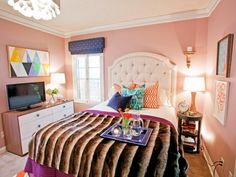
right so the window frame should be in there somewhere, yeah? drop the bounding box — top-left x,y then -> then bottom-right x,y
72,53 -> 104,104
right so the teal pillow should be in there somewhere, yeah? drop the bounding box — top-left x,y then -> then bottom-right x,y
122,85 -> 145,110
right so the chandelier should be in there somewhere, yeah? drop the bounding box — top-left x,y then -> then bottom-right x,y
7,0 -> 60,20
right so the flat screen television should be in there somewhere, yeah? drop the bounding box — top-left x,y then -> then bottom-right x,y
6,82 -> 46,110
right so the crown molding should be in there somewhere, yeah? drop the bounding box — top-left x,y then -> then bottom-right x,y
0,0 -> 220,38
0,8 -> 65,37
65,0 -> 220,37
207,0 -> 221,15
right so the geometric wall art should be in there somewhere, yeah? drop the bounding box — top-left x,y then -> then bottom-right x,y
7,46 -> 50,77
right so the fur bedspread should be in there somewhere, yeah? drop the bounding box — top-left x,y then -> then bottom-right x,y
28,111 -> 183,177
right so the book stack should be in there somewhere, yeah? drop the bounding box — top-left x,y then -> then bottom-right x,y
182,120 -> 197,151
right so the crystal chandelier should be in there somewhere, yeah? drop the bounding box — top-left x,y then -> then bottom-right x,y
7,0 -> 60,20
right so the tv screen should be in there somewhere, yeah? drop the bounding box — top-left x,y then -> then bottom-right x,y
7,82 -> 46,110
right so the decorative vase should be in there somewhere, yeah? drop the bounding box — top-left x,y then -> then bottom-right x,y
129,115 -> 144,137
49,94 -> 57,104
122,118 -> 132,139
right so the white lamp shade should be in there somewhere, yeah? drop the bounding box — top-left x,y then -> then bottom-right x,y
184,77 -> 205,92
51,73 -> 66,84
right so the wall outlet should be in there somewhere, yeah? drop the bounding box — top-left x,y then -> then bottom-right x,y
0,131 -> 4,138
229,171 -> 233,177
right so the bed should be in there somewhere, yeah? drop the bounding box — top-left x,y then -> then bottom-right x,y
24,52 -> 187,177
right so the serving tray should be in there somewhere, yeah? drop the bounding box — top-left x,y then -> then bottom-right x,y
100,123 -> 153,146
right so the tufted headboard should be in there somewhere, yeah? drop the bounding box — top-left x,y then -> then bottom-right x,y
108,52 -> 177,106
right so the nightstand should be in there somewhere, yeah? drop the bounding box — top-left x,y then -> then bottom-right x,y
177,112 -> 202,153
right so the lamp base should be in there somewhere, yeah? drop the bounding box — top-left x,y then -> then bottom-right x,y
189,92 -> 197,113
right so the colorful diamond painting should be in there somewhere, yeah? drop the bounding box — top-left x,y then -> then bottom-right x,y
7,46 -> 50,77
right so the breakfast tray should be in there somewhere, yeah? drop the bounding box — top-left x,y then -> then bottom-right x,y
100,123 -> 153,146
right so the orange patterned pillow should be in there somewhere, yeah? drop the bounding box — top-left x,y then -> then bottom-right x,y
127,83 -> 139,90
143,82 -> 159,108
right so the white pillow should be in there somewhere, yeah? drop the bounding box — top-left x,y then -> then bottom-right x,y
159,89 -> 171,106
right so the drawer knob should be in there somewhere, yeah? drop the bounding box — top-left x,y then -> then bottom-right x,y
38,124 -> 41,128
36,114 -> 40,117
63,105 -> 66,108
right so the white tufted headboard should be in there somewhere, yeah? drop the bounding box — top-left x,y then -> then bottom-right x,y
108,52 -> 177,106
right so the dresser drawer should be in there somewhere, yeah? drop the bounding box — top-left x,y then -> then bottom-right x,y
53,101 -> 73,114
19,115 -> 51,139
53,107 -> 74,122
21,136 -> 32,155
3,101 -> 74,156
18,108 -> 53,124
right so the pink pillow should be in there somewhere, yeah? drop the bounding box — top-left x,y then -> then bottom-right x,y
143,82 -> 159,108
113,83 -> 122,94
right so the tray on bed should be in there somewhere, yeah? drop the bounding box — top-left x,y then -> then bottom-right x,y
100,123 -> 153,146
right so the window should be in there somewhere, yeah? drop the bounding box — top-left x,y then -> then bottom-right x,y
73,53 -> 104,103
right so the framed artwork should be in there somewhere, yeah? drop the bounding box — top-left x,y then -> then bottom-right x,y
216,34 -> 234,77
213,80 -> 230,125
7,46 -> 50,77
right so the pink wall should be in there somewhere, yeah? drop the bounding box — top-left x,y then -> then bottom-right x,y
65,19 -> 208,112
203,0 -> 236,176
0,18 -> 65,148
1,3 -> 235,176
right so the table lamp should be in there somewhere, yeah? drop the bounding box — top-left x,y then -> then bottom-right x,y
47,73 -> 66,103
184,76 -> 205,113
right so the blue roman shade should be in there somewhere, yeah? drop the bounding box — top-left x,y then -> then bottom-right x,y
68,37 -> 105,54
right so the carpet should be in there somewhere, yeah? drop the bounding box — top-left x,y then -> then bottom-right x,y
14,170 -> 29,177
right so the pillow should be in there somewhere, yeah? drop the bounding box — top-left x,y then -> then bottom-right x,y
108,83 -> 121,98
122,85 -> 145,110
143,82 -> 159,108
107,92 -> 132,111
113,83 -> 139,93
113,83 -> 122,94
127,83 -> 139,90
159,89 -> 171,106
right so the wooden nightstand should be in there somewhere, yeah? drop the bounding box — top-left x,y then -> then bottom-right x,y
177,112 -> 202,153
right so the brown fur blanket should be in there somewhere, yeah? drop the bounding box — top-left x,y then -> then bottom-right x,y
28,111 -> 183,177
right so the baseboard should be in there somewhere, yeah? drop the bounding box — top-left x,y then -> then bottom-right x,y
202,143 -> 219,177
0,146 -> 6,154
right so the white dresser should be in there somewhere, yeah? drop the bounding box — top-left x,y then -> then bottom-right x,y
2,100 -> 74,156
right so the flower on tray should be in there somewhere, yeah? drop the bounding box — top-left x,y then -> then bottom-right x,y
118,108 -> 131,129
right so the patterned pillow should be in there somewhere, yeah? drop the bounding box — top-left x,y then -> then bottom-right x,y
122,85 -> 145,110
144,82 -> 159,108
113,83 -> 139,94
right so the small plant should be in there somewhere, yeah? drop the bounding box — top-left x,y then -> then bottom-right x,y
118,108 -> 132,129
46,88 -> 59,95
46,88 -> 59,103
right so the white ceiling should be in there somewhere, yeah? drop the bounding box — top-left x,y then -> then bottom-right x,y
0,0 -> 219,37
